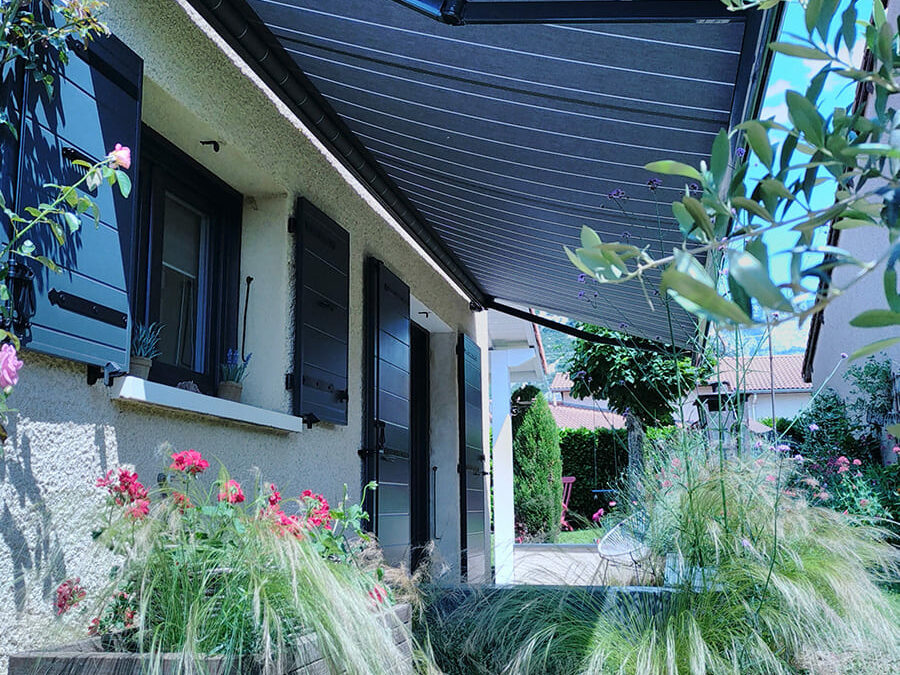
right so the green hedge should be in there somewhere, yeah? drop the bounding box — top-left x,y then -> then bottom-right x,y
559,428 -> 628,524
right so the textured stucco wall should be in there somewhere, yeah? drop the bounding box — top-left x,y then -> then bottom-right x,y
0,0 -> 477,669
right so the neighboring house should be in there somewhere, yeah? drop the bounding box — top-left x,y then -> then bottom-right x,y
0,0 -> 776,663
552,354 -> 811,432
548,372 -> 625,430
691,354 -> 813,425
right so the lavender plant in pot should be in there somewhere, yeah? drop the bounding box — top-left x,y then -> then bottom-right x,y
129,322 -> 162,380
218,349 -> 251,402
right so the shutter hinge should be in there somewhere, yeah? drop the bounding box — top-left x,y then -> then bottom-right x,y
457,463 -> 464,474
86,361 -> 126,387
287,216 -> 296,234
285,372 -> 295,390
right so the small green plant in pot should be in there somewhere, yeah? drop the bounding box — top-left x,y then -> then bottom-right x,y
129,322 -> 162,379
218,349 -> 251,402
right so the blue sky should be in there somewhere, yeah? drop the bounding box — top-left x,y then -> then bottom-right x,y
732,0 -> 872,354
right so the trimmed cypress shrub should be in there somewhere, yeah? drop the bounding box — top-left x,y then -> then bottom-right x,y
512,389 -> 563,539
558,428 -> 628,524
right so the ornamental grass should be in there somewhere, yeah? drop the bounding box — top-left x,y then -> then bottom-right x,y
62,449 -> 414,675
423,432 -> 900,675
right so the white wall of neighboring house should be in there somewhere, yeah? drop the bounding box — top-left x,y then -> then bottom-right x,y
679,389 -> 811,427
744,391 -> 812,422
0,0 -> 483,669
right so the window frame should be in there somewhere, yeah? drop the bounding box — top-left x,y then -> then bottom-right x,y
132,125 -> 242,395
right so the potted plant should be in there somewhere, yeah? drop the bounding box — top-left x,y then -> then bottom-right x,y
12,451 -> 414,674
129,322 -> 163,379
218,349 -> 251,402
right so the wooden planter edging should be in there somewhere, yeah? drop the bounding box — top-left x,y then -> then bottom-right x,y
9,604 -> 412,675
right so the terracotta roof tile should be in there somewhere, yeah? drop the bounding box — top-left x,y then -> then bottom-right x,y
550,354 -> 810,398
711,354 -> 811,392
550,372 -> 573,391
549,403 -> 625,430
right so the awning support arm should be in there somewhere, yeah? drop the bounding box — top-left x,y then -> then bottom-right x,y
485,299 -> 690,356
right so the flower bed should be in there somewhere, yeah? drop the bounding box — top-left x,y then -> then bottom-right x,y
24,449 -> 413,675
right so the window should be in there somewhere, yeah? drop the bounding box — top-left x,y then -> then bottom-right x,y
133,126 -> 242,395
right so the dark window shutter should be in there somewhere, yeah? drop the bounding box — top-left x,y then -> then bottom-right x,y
363,257 -> 411,566
293,198 -> 350,425
458,333 -> 486,582
14,34 -> 142,369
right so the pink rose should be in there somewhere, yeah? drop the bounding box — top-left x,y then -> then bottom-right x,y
107,143 -> 131,170
591,508 -> 604,522
852,458 -> 861,466
0,343 -> 23,388
765,474 -> 776,483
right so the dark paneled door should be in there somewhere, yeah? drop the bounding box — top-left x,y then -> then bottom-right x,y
364,258 -> 411,566
458,334 -> 487,582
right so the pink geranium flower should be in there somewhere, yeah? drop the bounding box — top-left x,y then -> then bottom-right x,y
368,584 -> 387,604
0,343 -> 23,389
125,498 -> 150,520
268,484 -> 281,507
218,479 -> 245,504
661,479 -> 672,488
55,578 -> 86,615
107,143 -> 131,170
170,449 -> 209,475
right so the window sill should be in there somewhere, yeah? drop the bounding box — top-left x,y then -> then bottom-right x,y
108,376 -> 303,433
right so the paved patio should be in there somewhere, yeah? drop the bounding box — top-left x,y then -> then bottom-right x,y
512,543 -> 656,586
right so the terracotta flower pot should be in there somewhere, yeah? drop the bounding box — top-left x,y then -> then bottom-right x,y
217,380 -> 242,402
129,355 -> 152,380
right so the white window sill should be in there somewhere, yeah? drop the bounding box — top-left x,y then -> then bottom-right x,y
108,376 -> 303,433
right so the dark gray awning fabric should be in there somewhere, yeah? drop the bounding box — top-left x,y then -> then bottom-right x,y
245,0 -> 770,345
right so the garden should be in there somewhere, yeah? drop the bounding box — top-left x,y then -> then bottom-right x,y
2,0 -> 900,673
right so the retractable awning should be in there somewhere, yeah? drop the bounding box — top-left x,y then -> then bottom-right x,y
190,0 -> 778,346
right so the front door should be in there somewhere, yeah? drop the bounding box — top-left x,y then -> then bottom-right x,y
363,258 -> 411,566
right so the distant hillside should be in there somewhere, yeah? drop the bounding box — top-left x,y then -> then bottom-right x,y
539,325 -> 575,372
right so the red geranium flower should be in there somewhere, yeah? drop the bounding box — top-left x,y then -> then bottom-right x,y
218,479 -> 245,504
170,449 -> 209,475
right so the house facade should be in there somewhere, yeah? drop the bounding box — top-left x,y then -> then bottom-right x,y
0,1 -> 491,666
0,0 -> 776,666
